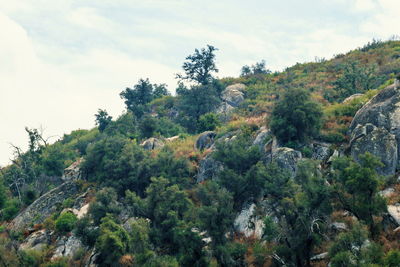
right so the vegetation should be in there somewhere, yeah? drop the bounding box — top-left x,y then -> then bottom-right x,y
1,40 -> 400,266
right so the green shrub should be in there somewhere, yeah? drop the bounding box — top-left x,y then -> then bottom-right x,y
198,113 -> 221,132
55,212 -> 77,233
2,199 -> 20,221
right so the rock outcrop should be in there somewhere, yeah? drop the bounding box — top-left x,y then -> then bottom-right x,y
234,203 -> 264,238
196,155 -> 223,183
266,147 -> 302,177
9,181 -> 79,231
349,79 -> 400,175
217,83 -> 245,114
253,127 -> 271,150
19,229 -> 51,251
62,158 -> 82,182
343,93 -> 364,103
52,234 -> 85,260
311,142 -> 331,161
387,204 -> 400,226
195,131 -> 216,150
141,137 -> 165,150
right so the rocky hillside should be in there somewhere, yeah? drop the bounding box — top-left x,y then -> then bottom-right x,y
0,40 -> 400,267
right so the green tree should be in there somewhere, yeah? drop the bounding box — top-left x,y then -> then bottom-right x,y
269,88 -> 323,144
55,212 -> 78,233
176,45 -> 218,85
198,113 -> 221,132
95,216 -> 131,266
240,60 -> 271,76
120,78 -> 169,118
95,109 -> 113,132
331,153 -> 386,236
89,187 -> 121,225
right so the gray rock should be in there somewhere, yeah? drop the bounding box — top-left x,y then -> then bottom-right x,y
253,127 -> 271,150
270,147 -> 302,177
9,181 -> 79,231
196,154 -> 223,183
141,137 -> 165,150
19,229 -> 51,251
350,123 -> 397,175
330,222 -> 348,231
234,203 -> 264,238
195,131 -> 216,150
310,252 -> 328,261
51,234 -> 84,260
85,249 -> 99,267
62,158 -> 82,181
388,204 -> 400,226
350,79 -> 400,172
311,142 -> 331,161
217,83 -> 245,115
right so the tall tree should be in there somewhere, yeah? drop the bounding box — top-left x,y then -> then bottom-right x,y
95,109 -> 112,132
176,45 -> 218,85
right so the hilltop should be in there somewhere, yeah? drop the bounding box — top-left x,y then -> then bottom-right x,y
0,39 -> 400,267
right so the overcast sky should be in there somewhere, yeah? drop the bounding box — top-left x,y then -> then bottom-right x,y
1,0 -> 399,166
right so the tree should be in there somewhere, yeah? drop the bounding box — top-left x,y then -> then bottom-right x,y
55,212 -> 78,233
176,45 -> 218,85
331,153 -> 387,236
240,60 -> 271,76
95,109 -> 112,132
120,78 -> 169,118
198,113 -> 221,132
269,88 -> 323,145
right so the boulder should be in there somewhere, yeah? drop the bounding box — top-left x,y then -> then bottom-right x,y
269,147 -> 302,177
196,155 -> 223,183
51,234 -> 84,260
387,204 -> 400,226
330,222 -> 348,232
141,137 -> 164,150
62,158 -> 82,182
379,188 -> 395,198
217,83 -> 245,115
253,127 -> 271,150
19,229 -> 51,251
349,79 -> 400,173
310,252 -> 328,261
311,142 -> 331,161
9,181 -> 79,231
350,123 -> 397,175
234,203 -> 264,238
195,131 -> 216,150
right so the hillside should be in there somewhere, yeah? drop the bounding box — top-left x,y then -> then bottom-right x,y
1,40 -> 400,267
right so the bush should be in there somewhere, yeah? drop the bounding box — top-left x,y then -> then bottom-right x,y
2,199 -> 20,221
55,212 -> 77,233
198,113 -> 221,131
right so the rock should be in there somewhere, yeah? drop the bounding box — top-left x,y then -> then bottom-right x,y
9,181 -> 79,231
76,203 -> 90,219
349,79 -> 400,173
311,142 -> 331,161
195,131 -> 216,150
19,229 -> 51,251
379,188 -> 395,198
234,203 -> 264,238
217,83 -> 245,115
85,249 -> 99,267
330,222 -> 348,231
328,150 -> 339,163
343,93 -> 364,103
350,123 -> 397,175
253,127 -> 271,150
141,137 -> 165,150
310,252 -> 328,261
387,204 -> 400,226
270,147 -> 302,177
165,135 -> 179,142
62,158 -> 82,181
51,234 -> 84,260
196,154 -> 223,183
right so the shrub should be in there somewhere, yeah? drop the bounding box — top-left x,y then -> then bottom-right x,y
55,212 -> 78,233
2,199 -> 20,221
198,113 -> 221,132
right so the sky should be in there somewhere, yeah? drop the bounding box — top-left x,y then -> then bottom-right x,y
0,0 -> 399,166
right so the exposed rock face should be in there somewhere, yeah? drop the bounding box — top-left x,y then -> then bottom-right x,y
349,79 -> 400,174
268,147 -> 302,177
330,222 -> 348,232
52,234 -> 84,260
217,83 -> 245,114
62,158 -> 82,181
350,123 -> 397,175
253,127 -> 271,150
234,203 -> 264,238
9,181 -> 79,231
379,188 -> 395,198
195,131 -> 216,150
387,204 -> 400,226
311,142 -> 331,161
343,93 -> 364,103
196,155 -> 223,183
19,229 -> 51,251
141,137 -> 165,150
